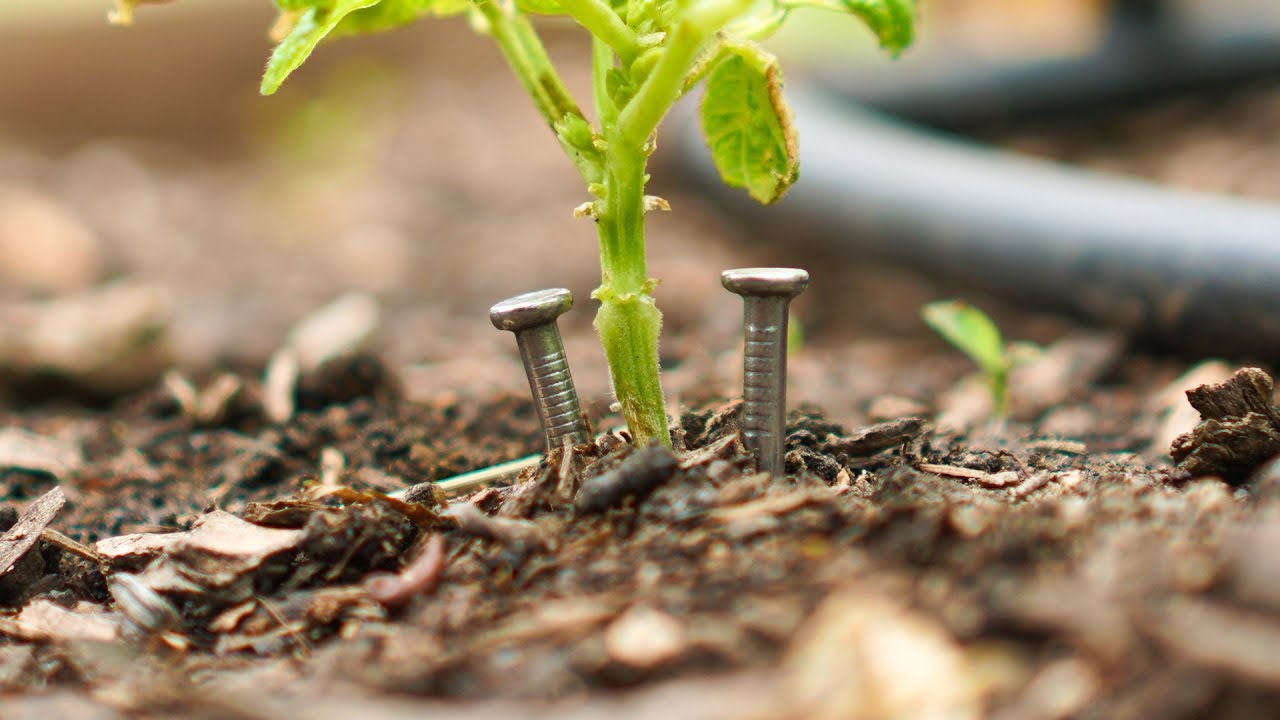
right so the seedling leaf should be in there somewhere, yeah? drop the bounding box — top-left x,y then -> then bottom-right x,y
261,0 -> 382,95
783,0 -> 914,55
921,300 -> 1006,382
333,0 -> 471,35
698,44 -> 798,205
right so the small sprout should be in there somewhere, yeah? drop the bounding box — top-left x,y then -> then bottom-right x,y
921,300 -> 1039,416
113,0 -> 915,446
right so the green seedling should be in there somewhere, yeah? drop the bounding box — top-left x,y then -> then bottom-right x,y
921,300 -> 1039,416
111,0 -> 914,446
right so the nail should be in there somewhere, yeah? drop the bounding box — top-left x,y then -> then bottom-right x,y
490,288 -> 590,453
721,268 -> 809,476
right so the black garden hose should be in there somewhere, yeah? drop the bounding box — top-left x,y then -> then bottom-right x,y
673,6 -> 1280,360
820,3 -> 1280,131
674,85 -> 1280,359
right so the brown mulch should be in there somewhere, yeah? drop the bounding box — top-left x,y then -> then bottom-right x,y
6,13 -> 1280,719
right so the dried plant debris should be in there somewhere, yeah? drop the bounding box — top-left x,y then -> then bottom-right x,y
93,504 -> 414,621
575,443 -> 680,513
0,487 -> 65,603
0,599 -> 120,644
821,416 -> 925,457
1171,367 -> 1280,483
4,345 -> 1280,716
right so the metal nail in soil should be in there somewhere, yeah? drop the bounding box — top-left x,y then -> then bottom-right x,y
722,268 -> 810,476
491,288 -> 590,453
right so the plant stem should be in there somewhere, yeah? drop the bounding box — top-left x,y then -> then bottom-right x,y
472,0 -> 598,180
558,0 -> 640,64
592,131 -> 669,446
617,0 -> 752,145
592,36 -> 618,126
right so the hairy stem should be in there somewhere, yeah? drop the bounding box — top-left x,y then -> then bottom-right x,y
592,132 -> 669,446
592,36 -> 618,127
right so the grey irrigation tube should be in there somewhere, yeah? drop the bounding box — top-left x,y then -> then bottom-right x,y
673,84 -> 1280,360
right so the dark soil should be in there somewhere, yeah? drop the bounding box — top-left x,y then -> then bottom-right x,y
5,11 -> 1280,720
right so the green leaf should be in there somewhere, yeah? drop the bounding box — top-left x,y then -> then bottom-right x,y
261,0 -> 381,95
333,0 -> 470,36
844,0 -> 913,54
921,300 -> 1006,381
698,44 -> 798,205
783,0 -> 914,55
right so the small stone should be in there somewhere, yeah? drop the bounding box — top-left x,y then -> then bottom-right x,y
786,588 -> 978,720
603,605 -> 687,670
0,184 -> 103,295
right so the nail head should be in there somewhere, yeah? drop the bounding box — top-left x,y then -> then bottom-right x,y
490,288 -> 574,331
721,268 -> 810,297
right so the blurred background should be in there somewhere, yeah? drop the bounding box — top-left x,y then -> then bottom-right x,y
2,0 -> 1280,424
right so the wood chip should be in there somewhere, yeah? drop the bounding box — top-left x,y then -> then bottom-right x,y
0,599 -> 119,644
677,433 -> 743,470
0,486 -> 65,577
96,510 -> 305,573
824,417 -> 925,457
0,428 -> 81,479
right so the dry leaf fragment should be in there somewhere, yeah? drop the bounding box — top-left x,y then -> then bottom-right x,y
306,485 -> 445,529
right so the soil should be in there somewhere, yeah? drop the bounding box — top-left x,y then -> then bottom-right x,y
5,14 -> 1280,720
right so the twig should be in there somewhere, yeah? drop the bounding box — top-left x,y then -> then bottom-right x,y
989,448 -> 1033,478
41,528 -> 105,565
915,462 -> 992,482
255,595 -> 312,656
